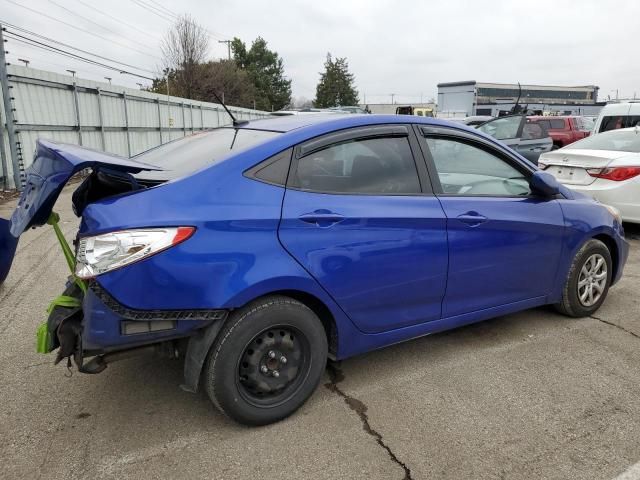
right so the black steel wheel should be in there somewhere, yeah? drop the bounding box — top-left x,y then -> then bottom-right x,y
205,296 -> 328,426
237,326 -> 310,407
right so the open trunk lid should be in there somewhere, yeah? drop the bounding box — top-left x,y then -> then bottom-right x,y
0,139 -> 162,284
539,149 -> 625,186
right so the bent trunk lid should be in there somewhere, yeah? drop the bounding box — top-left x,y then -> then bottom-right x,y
10,139 -> 162,236
0,139 -> 161,284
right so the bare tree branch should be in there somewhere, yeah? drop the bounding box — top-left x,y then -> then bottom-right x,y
161,14 -> 209,99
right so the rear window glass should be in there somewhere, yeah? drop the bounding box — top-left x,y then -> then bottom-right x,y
522,122 -> 546,140
569,129 -> 640,153
532,119 -> 565,130
134,128 -> 280,181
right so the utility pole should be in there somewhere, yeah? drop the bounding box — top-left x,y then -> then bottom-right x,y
66,69 -> 76,78
17,58 -> 29,67
218,40 -> 232,60
390,93 -> 395,105
0,25 -> 23,190
104,76 -> 112,84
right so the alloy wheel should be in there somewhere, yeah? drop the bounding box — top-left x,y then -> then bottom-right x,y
577,253 -> 607,307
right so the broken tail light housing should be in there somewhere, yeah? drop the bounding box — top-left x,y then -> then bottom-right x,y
75,227 -> 195,279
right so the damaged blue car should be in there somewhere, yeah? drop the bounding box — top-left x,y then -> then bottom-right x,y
0,114 -> 628,425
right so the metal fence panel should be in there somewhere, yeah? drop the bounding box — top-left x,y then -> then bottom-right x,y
0,65 -> 271,189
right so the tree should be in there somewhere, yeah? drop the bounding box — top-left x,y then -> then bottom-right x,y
232,37 -> 292,111
149,60 -> 256,109
314,53 -> 359,108
161,14 -> 209,99
192,60 -> 256,108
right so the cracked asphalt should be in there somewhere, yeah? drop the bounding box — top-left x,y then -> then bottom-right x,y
1,187 -> 640,480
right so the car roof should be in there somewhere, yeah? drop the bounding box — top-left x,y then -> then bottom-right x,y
528,116 -> 573,120
237,113 -> 456,133
599,103 -> 640,115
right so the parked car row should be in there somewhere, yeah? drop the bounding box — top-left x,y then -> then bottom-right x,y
539,127 -> 640,223
272,106 -> 370,116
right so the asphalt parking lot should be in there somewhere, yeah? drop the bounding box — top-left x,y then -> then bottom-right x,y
1,188 -> 639,480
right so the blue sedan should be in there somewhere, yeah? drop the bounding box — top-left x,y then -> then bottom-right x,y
0,114 -> 629,425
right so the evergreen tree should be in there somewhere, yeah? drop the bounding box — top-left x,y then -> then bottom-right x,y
232,37 -> 292,111
314,53 -> 359,107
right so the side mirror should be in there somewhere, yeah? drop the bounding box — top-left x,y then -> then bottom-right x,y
529,170 -> 560,197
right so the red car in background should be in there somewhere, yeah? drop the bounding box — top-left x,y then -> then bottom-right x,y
527,116 -> 593,150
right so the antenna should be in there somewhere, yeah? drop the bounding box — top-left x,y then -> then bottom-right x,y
511,82 -> 522,114
210,90 -> 248,127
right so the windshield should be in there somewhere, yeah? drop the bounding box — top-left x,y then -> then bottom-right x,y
569,128 -> 640,153
133,128 -> 281,181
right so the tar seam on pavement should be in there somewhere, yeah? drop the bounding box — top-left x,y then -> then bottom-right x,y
325,362 -> 414,480
590,315 -> 640,340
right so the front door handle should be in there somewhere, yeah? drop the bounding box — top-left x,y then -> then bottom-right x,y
299,210 -> 345,227
456,212 -> 488,227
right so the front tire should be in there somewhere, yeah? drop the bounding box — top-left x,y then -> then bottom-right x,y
555,239 -> 612,317
204,296 -> 328,426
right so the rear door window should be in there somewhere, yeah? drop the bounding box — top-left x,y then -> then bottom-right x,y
291,136 -> 422,195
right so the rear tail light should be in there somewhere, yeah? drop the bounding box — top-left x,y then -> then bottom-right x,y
586,166 -> 640,182
75,227 -> 195,279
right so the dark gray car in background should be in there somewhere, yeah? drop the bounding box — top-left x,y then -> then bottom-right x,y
477,115 -> 553,164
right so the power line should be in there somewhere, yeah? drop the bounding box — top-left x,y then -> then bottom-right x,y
3,0 -> 161,61
145,0 -> 179,18
130,0 -> 175,22
130,0 -> 230,41
5,43 -> 137,83
73,0 -> 159,41
47,0 -> 157,50
0,21 -> 156,75
3,30 -> 155,81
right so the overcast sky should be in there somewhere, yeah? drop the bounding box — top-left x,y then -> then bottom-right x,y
2,0 -> 639,105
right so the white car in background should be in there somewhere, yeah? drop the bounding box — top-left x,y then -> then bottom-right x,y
538,127 -> 640,223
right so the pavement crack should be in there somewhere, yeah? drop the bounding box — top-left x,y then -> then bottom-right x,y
325,362 -> 413,480
590,315 -> 640,340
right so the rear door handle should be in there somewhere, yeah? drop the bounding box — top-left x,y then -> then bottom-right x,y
299,210 -> 345,227
456,212 -> 488,227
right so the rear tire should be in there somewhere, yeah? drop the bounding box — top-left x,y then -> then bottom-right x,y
555,239 -> 612,317
204,296 -> 328,426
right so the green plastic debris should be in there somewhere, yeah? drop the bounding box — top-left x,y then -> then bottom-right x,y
46,295 -> 82,314
36,322 -> 52,354
37,212 -> 87,353
46,212 -> 86,293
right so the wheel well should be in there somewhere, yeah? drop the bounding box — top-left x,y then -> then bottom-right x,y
593,233 -> 619,280
256,290 -> 338,358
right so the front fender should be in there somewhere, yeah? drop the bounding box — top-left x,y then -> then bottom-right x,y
550,198 -> 628,302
